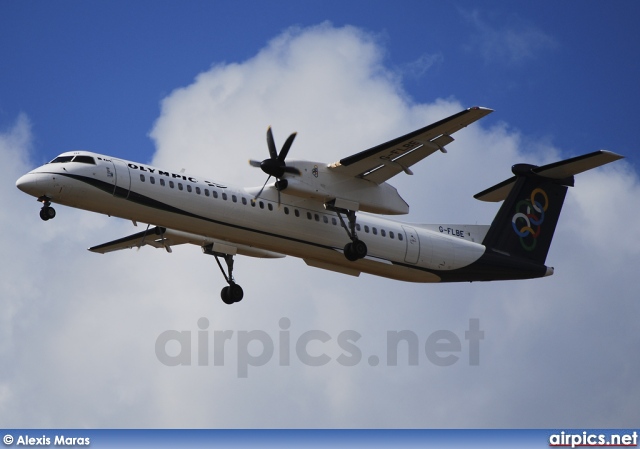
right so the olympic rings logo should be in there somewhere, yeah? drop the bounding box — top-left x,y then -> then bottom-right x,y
511,188 -> 549,251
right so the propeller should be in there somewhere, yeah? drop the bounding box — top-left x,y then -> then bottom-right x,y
249,127 -> 300,204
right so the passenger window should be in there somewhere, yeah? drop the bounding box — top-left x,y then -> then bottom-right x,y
187,185 -> 192,193
268,203 -> 273,211
213,191 -> 218,198
232,195 -> 237,203
150,176 -> 155,185
140,174 -> 145,182
323,216 -> 328,224
196,187 -> 201,194
284,207 -> 289,215
205,189 -> 209,197
242,197 -> 247,205
332,217 -> 337,225
222,192 -> 227,200
160,179 -> 165,187
307,212 -> 312,220
389,231 -> 395,239
356,224 -> 361,231
294,209 -> 300,217
169,181 -> 175,188
372,227 -> 377,235
398,233 -> 403,241
178,183 -> 183,191
364,225 -> 370,233
381,229 -> 386,237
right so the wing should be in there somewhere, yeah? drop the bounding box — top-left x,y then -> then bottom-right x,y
88,225 -> 285,258
329,106 -> 493,184
88,226 -> 182,253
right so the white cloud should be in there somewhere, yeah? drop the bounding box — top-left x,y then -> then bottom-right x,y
401,52 -> 444,79
460,9 -> 558,66
5,23 -> 639,428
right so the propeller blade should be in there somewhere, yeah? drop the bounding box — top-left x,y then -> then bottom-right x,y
266,127 -> 278,160
283,165 -> 301,175
249,159 -> 262,167
278,132 -> 297,162
253,175 -> 271,202
277,183 -> 281,207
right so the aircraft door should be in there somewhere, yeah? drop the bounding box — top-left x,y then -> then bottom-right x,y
110,159 -> 131,199
402,225 -> 420,264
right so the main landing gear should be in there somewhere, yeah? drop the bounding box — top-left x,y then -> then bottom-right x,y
332,208 -> 367,262
203,245 -> 244,305
38,197 -> 56,221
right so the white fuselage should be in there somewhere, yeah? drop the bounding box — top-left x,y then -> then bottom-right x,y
16,151 -> 491,282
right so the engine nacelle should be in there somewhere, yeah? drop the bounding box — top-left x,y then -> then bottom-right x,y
282,161 -> 409,215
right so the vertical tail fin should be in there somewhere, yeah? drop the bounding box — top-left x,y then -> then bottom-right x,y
475,150 -> 624,264
479,173 -> 569,264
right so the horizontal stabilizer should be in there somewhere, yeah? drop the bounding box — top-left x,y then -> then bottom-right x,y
475,150 -> 624,202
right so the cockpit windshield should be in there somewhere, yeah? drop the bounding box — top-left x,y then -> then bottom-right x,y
49,155 -> 74,163
73,155 -> 96,164
49,155 -> 96,165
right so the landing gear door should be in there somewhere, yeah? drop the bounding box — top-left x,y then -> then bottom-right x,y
402,225 -> 420,264
111,159 -> 131,199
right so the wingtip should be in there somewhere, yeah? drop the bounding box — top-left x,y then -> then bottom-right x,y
598,149 -> 625,160
469,106 -> 494,114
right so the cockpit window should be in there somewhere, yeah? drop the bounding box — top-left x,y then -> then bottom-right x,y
48,155 -> 96,164
72,155 -> 96,164
49,155 -> 74,163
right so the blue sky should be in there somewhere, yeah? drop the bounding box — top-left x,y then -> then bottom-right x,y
2,1 -> 639,165
2,1 -> 640,429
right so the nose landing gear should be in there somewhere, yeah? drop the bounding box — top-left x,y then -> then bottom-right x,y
38,197 -> 56,221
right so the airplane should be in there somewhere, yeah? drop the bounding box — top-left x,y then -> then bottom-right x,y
15,107 -> 623,304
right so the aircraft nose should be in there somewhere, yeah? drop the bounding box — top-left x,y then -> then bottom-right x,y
15,173 -> 39,195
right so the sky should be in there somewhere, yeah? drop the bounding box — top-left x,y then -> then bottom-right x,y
1,1 -> 639,429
